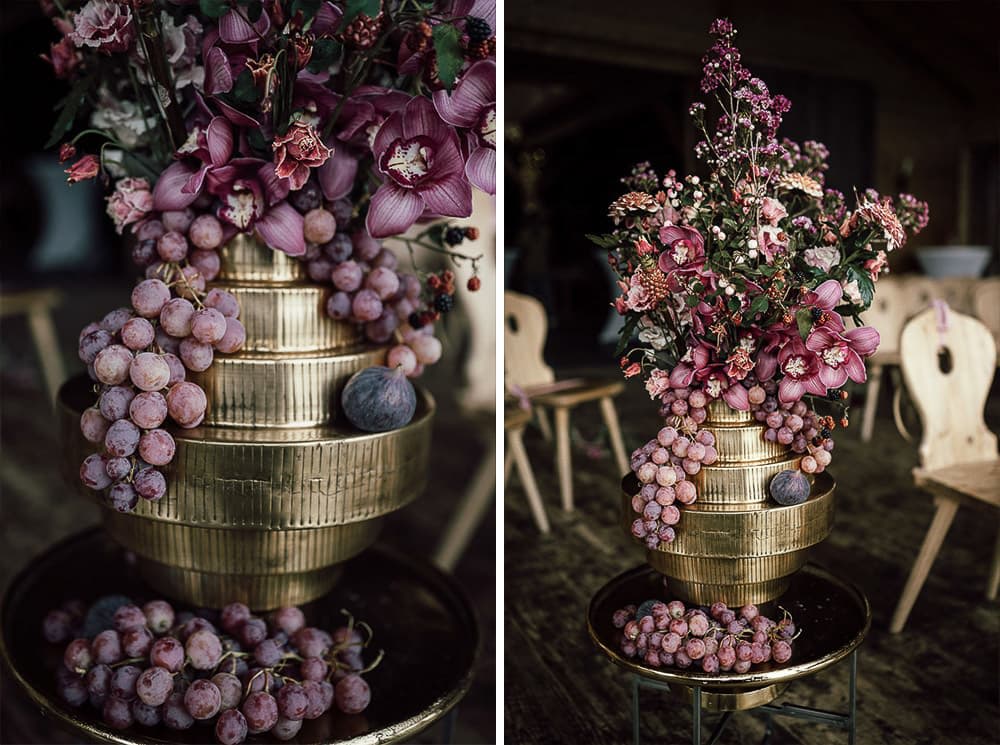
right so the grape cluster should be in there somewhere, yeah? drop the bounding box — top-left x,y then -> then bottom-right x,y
46,597 -> 380,743
747,382 -> 834,474
629,386 -> 718,549
77,276 -> 245,511
131,209 -> 227,287
611,599 -> 799,672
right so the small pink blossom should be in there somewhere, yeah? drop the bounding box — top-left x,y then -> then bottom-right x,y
760,197 -> 787,226
805,326 -> 880,388
645,369 -> 671,400
106,177 -> 153,234
777,338 -> 826,404
802,245 -> 840,273
624,273 -> 655,312
41,36 -> 81,79
756,225 -> 788,263
864,250 -> 888,281
273,121 -> 332,191
65,155 -> 101,184
69,0 -> 136,54
623,362 -> 642,378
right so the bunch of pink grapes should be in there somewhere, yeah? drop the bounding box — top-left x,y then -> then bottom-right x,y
747,381 -> 834,474
46,597 -> 379,743
77,279 -> 245,512
287,185 -> 443,379
130,209 -> 228,291
628,427 -> 717,551
611,599 -> 798,673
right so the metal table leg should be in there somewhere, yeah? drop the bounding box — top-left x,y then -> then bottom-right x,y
632,675 -> 641,745
848,649 -> 858,745
440,706 -> 457,744
692,686 -> 701,745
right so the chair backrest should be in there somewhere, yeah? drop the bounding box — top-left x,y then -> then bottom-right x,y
899,306 -> 998,471
973,279 -> 1000,346
861,276 -> 907,359
504,291 -> 555,392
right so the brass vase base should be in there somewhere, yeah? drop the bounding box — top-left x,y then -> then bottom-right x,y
668,682 -> 789,712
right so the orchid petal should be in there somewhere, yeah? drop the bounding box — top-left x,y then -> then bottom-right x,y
317,146 -> 359,201
669,364 -> 695,388
755,353 -> 778,381
805,327 -> 837,353
204,46 -> 233,95
811,279 -> 843,310
372,112 -> 405,159
213,97 -> 260,128
420,174 -> 473,218
433,60 -> 495,127
843,351 -> 868,383
844,325 -> 881,356
465,146 -> 496,195
255,203 -> 305,256
256,161 -> 290,205
182,165 -> 209,196
819,364 -> 848,389
722,383 -> 749,411
153,161 -> 201,211
804,375 -> 828,397
401,96 -> 446,140
311,1 -> 343,34
206,117 -> 233,166
778,378 -> 805,405
366,184 -> 425,239
218,7 -> 270,44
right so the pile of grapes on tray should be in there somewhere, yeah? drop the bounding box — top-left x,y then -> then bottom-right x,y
611,599 -> 799,673
45,596 -> 381,744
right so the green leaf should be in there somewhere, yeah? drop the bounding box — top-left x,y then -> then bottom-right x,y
291,0 -> 323,20
795,308 -> 813,341
432,24 -> 463,90
614,315 -> 641,357
339,0 -> 380,27
849,268 -> 875,308
45,75 -> 92,149
246,128 -> 270,157
685,295 -> 700,307
749,295 -> 769,317
199,0 -> 230,19
232,69 -> 258,103
585,233 -> 619,249
307,38 -> 342,73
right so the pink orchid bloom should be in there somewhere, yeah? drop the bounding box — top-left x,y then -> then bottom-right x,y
797,278 -> 846,332
702,368 -> 750,410
753,328 -> 789,382
153,116 -> 235,212
668,342 -> 713,388
657,225 -> 706,275
366,96 -> 472,239
217,4 -> 270,44
777,338 -> 826,403
433,60 -> 495,194
805,326 -> 880,388
204,157 -> 305,256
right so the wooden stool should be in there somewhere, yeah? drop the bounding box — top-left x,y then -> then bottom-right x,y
504,290 -> 629,512
0,289 -> 66,404
504,407 -> 549,534
889,307 -> 1000,633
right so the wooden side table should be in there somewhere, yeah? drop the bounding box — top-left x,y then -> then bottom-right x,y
588,564 -> 871,745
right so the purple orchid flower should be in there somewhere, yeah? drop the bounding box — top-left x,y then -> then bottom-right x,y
796,278 -> 846,332
776,337 -> 827,404
658,225 -> 707,275
152,116 -> 235,211
433,60 -> 495,194
366,96 -> 472,239
805,325 -> 880,388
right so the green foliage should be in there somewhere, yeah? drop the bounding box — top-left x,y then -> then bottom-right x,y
847,266 -> 874,308
290,0 -> 323,20
340,0 -> 381,28
795,308 -> 813,341
615,315 -> 640,357
748,294 -> 769,318
232,69 -> 258,104
585,233 -> 619,249
432,24 -> 463,90
46,75 -> 92,149
307,38 -> 343,73
199,0 -> 229,19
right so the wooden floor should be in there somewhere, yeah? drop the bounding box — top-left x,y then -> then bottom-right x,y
0,282 -> 495,745
504,364 -> 1000,745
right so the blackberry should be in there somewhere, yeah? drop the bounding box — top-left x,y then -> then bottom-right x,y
810,307 -> 823,321
465,17 -> 492,45
827,389 -> 841,400
408,312 -> 424,329
434,293 -> 455,313
820,427 -> 831,439
444,227 -> 465,246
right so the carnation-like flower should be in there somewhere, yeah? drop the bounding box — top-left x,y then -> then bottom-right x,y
41,36 -> 81,79
609,192 -> 659,224
841,277 -> 864,306
802,245 -> 840,273
864,250 -> 889,281
135,12 -> 203,90
779,172 -> 823,198
433,60 -> 496,194
760,197 -> 787,226
367,96 -> 472,239
273,121 -> 332,191
70,0 -> 135,54
65,155 -> 101,184
856,198 -> 906,251
637,317 -> 669,350
90,89 -> 158,149
106,177 -> 153,234
756,225 -> 788,263
645,368 -> 671,400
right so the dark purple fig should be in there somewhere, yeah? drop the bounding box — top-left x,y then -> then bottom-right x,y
768,469 -> 810,506
341,365 -> 416,432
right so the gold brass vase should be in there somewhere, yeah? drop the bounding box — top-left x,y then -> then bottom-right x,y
622,400 -> 834,606
59,236 -> 434,610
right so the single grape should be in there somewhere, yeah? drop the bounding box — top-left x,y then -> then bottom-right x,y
190,249 -> 221,282
120,317 -> 156,351
215,317 -> 246,354
80,454 -> 112,490
216,708 -> 249,745
204,288 -> 240,318
351,288 -> 382,322
110,664 -> 142,700
159,298 -> 196,337
79,328 -> 114,365
299,657 -> 328,683
188,214 -> 223,249
325,291 -> 352,320
43,609 -> 74,644
91,630 -> 123,665
112,604 -> 146,633
157,230 -> 189,262
102,695 -> 134,730
212,672 -> 243,711
162,691 -> 195,730
105,419 -> 141,457
365,266 -> 400,300
220,602 -> 251,634
107,482 -> 138,512
184,678 -> 222,719
271,716 -> 303,741
184,629 -> 222,671
351,229 -> 381,261
128,391 -> 167,430
254,638 -> 283,668
191,308 -> 227,344
162,208 -> 195,233
166,382 -> 207,427
80,407 -> 111,444
99,386 -> 135,422
59,674 -> 88,707
122,626 -> 154,658
149,637 -> 184,672
94,345 -> 135,386
136,219 -> 166,241
334,674 -> 370,714
276,682 -> 309,721
239,617 -> 268,648
138,429 -> 175,466
101,308 -> 134,334
131,279 -> 172,319
242,691 -> 279,735
272,606 -> 305,636
410,334 -> 442,364
179,616 -> 217,640
85,663 -> 112,699
332,260 -> 363,292
154,327 -> 181,356
299,680 -> 326,719
136,666 -> 174,706
322,233 -> 353,263
364,308 -> 398,343
134,467 -> 167,501
131,699 -> 161,727
303,208 -> 336,244
179,337 -> 214,372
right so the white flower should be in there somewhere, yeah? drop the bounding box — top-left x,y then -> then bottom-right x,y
841,278 -> 864,306
638,324 -> 668,350
90,88 -> 157,149
803,245 -> 841,273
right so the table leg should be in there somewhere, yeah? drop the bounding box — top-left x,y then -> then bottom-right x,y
848,649 -> 858,745
632,675 -> 641,745
440,706 -> 457,744
692,686 -> 701,745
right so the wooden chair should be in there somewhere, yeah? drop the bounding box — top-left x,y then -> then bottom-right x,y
504,290 -> 629,511
973,278 -> 1000,348
889,306 -> 1000,633
859,277 -> 907,442
504,407 -> 550,533
0,289 -> 66,403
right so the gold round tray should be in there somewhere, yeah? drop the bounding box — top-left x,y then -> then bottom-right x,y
586,562 -> 871,711
1,528 -> 479,745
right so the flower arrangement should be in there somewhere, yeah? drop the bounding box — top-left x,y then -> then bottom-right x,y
42,0 -> 495,510
588,19 -> 928,549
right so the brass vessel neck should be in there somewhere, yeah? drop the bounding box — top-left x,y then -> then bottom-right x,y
217,235 -> 307,284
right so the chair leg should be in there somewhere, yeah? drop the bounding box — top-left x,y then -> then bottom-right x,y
433,447 -> 497,572
507,427 -> 550,534
554,407 -> 574,512
27,306 -> 66,405
860,364 -> 883,443
890,496 -> 959,633
535,407 -> 553,442
599,396 -> 629,477
987,516 -> 1000,601
503,448 -> 515,485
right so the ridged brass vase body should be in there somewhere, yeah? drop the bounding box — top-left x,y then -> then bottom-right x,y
59,237 -> 434,610
622,401 -> 834,605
